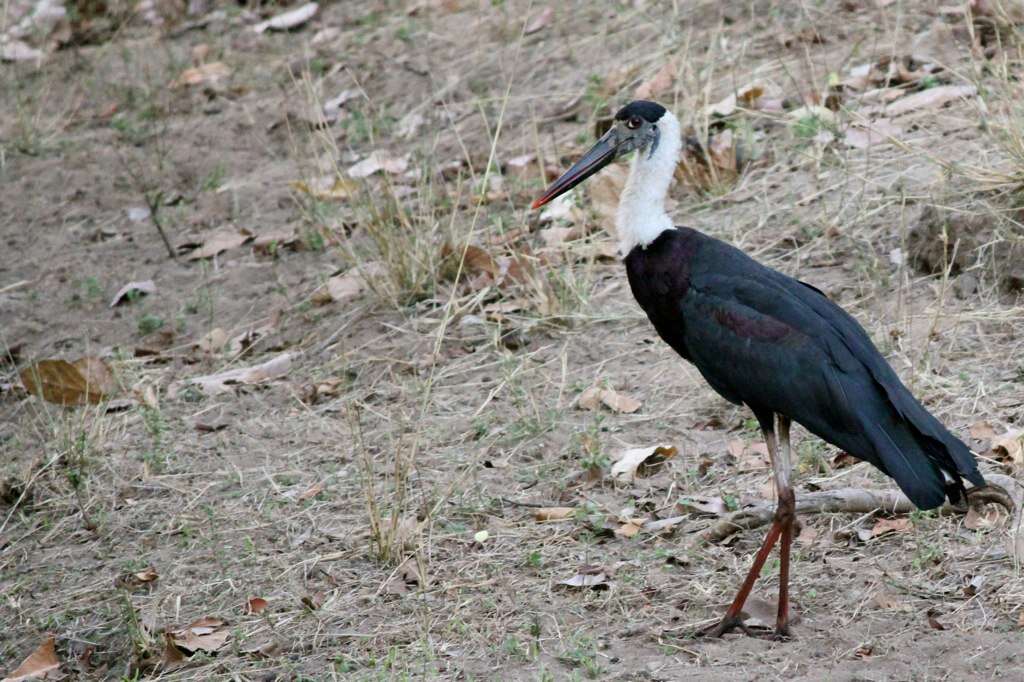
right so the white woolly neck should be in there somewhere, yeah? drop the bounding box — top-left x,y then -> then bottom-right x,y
616,109 -> 680,254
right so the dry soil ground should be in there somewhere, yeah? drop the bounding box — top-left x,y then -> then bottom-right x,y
3,0 -> 1024,680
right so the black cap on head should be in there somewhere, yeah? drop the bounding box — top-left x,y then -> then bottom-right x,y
614,100 -> 666,124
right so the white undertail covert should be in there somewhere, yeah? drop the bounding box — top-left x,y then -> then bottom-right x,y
616,109 -> 681,254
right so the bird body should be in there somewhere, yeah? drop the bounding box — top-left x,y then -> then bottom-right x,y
624,225 -> 984,509
532,99 -> 985,637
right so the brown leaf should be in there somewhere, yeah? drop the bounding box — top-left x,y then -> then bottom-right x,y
872,590 -> 902,610
296,481 -> 325,501
253,2 -> 319,33
577,386 -> 641,414
245,597 -> 268,615
610,445 -> 677,481
559,565 -> 609,590
871,517 -> 912,537
347,151 -> 409,178
170,352 -> 294,397
318,262 -> 387,305
534,507 -> 576,522
964,504 -> 1005,531
160,633 -> 187,669
253,228 -> 299,254
20,357 -> 117,406
843,119 -> 903,149
290,176 -> 359,201
926,609 -> 946,631
195,328 -> 229,354
885,84 -> 977,117
614,521 -> 642,538
3,636 -> 61,681
109,279 -> 156,307
832,451 -> 859,469
171,61 -> 231,88
634,60 -> 676,100
969,420 -> 997,441
524,6 -> 552,34
992,429 -> 1024,466
707,83 -> 765,117
170,617 -> 230,653
183,228 -> 253,261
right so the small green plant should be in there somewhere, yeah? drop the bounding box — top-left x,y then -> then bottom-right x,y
793,114 -> 828,140
137,313 -> 164,335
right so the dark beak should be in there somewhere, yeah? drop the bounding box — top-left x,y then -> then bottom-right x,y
531,130 -> 618,209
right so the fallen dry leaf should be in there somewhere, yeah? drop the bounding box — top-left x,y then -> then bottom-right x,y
195,328 -> 229,355
171,353 -> 294,397
559,565 -> 609,590
727,439 -> 770,470
296,481 -> 325,501
2,636 -> 61,681
171,61 -> 231,88
871,517 -> 912,538
676,495 -> 727,517
707,83 -> 765,117
610,445 -> 677,481
634,60 -> 676,100
347,151 -> 409,178
926,609 -> 946,631
109,279 -> 156,307
614,521 -> 642,538
577,385 -> 641,414
253,228 -> 299,254
524,6 -> 553,34
160,632 -> 187,669
969,420 -> 997,442
318,262 -> 386,305
245,597 -> 268,615
291,175 -> 359,201
170,617 -> 230,653
885,84 -> 977,117
534,507 -> 576,522
253,2 -> 319,33
964,504 -> 1006,531
843,119 -> 903,149
992,429 -> 1024,466
2,39 -> 44,63
872,589 -> 902,610
20,357 -> 117,406
183,228 -> 253,261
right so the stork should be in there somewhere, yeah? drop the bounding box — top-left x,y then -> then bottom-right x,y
531,100 -> 985,638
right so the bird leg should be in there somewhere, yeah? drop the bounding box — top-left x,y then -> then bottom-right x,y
700,415 -> 795,640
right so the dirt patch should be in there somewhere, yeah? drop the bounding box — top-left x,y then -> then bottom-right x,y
3,1 -> 1024,679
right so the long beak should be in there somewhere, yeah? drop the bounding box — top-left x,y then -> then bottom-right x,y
531,130 -> 618,209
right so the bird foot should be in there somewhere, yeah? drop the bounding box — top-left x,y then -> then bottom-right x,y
696,616 -> 791,641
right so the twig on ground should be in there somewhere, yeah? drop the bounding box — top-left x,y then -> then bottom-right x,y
702,476 -> 1020,545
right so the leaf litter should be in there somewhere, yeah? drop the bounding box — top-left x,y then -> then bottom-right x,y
20,357 -> 117,406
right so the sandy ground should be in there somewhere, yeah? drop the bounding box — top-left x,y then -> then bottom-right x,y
3,1 -> 1024,680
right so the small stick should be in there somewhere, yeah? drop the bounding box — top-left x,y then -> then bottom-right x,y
145,190 -> 177,260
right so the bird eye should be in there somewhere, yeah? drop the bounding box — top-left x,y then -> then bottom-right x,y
626,116 -> 642,130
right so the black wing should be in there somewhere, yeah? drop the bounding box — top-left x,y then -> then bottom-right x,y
679,245 -> 983,509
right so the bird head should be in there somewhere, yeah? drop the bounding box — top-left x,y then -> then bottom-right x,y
531,100 -> 667,210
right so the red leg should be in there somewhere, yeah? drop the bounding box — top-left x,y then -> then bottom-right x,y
700,416 -> 797,640
775,417 -> 795,639
702,519 -> 783,637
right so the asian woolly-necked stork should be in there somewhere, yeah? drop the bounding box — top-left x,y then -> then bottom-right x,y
531,100 -> 985,638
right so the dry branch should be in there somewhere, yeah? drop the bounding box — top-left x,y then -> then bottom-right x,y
702,475 -> 1022,554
